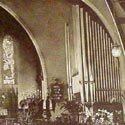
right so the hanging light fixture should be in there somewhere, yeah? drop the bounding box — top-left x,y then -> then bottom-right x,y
112,44 -> 122,57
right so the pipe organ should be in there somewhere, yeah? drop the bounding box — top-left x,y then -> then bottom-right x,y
70,4 -> 122,112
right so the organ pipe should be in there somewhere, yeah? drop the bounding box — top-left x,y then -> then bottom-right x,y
100,26 -> 105,102
105,33 -> 110,102
97,24 -> 103,102
116,58 -> 120,102
114,57 -> 118,102
72,5 -> 78,71
94,22 -> 101,102
114,50 -> 118,101
111,42 -> 117,101
65,24 -> 72,100
107,37 -> 113,102
102,29 -> 108,102
109,41 -> 114,101
92,21 -> 97,102
80,8 -> 87,103
88,16 -> 95,103
85,12 -> 90,102
104,30 -> 108,102
117,59 -> 121,102
90,21 -> 96,103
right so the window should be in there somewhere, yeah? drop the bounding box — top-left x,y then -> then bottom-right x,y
2,35 -> 15,84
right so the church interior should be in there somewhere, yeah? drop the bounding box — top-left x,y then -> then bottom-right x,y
0,0 -> 124,124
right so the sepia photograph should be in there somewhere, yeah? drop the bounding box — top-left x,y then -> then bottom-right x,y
0,0 -> 124,124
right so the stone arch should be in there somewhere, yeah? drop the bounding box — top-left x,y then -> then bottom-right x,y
0,2 -> 47,84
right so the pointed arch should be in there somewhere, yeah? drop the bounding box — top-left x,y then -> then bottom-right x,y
0,2 -> 47,84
